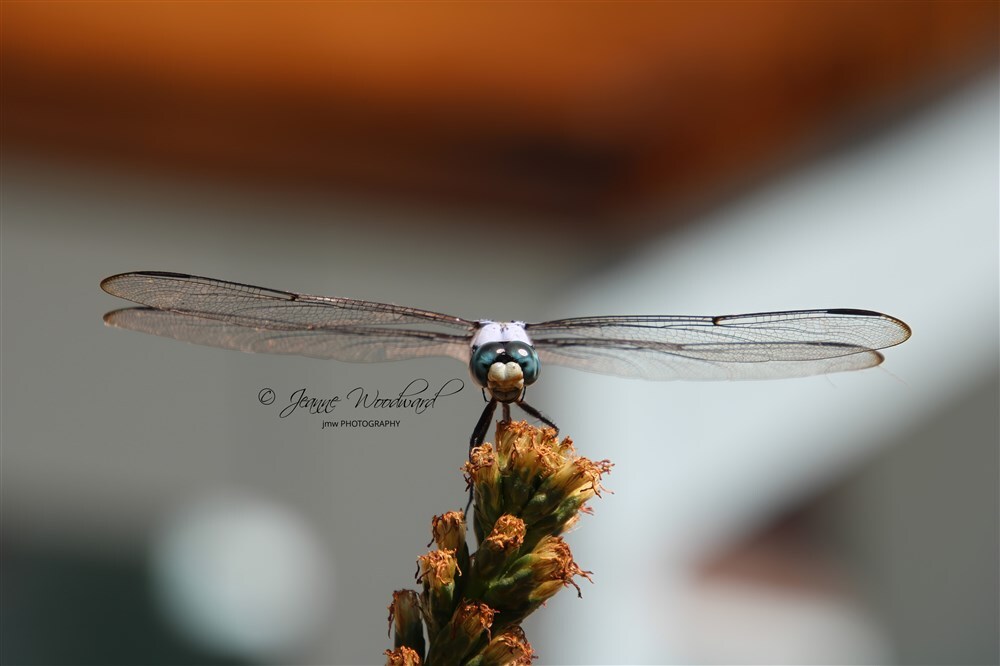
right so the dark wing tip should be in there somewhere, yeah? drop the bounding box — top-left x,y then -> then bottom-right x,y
101,270 -> 202,286
825,308 -> 884,316
133,270 -> 198,278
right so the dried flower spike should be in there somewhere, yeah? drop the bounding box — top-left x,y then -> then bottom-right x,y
387,420 -> 610,664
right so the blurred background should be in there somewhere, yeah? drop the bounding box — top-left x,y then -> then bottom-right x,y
2,3 -> 997,664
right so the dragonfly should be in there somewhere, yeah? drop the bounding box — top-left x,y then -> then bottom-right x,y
101,271 -> 911,448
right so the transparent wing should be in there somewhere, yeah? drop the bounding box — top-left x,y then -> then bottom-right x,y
104,308 -> 471,364
101,271 -> 477,332
527,309 -> 910,380
100,271 -> 476,364
101,273 -> 911,379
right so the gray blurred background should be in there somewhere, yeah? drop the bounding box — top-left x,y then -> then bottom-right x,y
2,4 -> 997,664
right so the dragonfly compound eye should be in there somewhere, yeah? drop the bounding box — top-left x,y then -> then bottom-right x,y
470,342 -> 503,387
470,341 -> 540,388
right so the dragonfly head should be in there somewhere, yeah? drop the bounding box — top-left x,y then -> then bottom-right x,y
470,340 -> 540,403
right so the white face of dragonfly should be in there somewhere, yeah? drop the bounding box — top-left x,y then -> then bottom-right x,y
469,322 -> 540,404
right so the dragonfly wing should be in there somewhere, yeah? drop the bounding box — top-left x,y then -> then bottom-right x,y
528,309 -> 910,381
101,271 -> 477,332
535,341 -> 886,380
104,307 -> 471,364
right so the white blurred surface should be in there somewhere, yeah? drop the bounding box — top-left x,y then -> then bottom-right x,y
673,579 -> 892,664
152,491 -> 332,660
533,78 -> 997,663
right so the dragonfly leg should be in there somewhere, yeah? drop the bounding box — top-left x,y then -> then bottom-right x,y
501,402 -> 511,423
467,398 -> 498,511
517,400 -> 559,434
471,398 -> 498,450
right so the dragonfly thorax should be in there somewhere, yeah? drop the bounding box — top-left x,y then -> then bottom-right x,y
469,322 -> 539,403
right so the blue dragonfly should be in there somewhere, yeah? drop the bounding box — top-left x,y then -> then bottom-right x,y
101,271 -> 911,447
